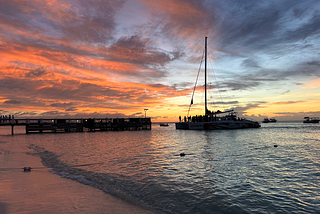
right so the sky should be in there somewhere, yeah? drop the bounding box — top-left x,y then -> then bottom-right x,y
0,0 -> 320,122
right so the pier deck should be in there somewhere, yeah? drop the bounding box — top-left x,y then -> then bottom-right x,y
0,118 -> 151,135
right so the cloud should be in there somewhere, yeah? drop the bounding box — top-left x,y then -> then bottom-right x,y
25,68 -> 48,78
3,99 -> 22,104
50,102 -> 75,108
211,0 -> 320,51
0,74 -> 188,117
138,0 -> 213,39
241,58 -> 260,68
105,35 -> 182,77
65,107 -> 78,112
218,81 -> 260,91
209,101 -> 239,105
0,0 -> 124,44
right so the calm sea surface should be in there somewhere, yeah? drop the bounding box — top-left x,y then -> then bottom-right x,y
0,122 -> 319,213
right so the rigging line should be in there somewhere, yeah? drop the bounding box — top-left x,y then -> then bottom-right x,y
207,52 -> 226,111
171,37 -> 204,61
187,50 -> 205,117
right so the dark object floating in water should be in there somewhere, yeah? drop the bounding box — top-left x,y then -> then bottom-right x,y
274,145 -> 278,147
23,167 -> 32,171
174,153 -> 194,156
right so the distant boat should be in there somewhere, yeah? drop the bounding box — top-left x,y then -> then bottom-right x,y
262,118 -> 277,123
262,118 -> 269,123
303,117 -> 320,123
159,123 -> 169,126
175,37 -> 260,130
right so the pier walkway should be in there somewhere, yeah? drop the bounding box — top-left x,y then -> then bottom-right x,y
0,118 -> 151,135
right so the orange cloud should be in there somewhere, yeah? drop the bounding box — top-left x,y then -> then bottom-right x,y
0,0 -> 205,122
301,78 -> 320,89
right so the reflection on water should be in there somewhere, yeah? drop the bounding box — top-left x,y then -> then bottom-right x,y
0,122 -> 320,213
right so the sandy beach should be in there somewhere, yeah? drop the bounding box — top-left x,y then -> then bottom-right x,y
0,151 -> 154,214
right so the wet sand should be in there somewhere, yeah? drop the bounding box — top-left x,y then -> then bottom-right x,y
0,151 -> 154,214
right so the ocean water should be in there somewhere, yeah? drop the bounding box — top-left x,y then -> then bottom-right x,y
0,122 -> 319,213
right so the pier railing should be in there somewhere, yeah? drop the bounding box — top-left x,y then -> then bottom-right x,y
0,117 -> 151,135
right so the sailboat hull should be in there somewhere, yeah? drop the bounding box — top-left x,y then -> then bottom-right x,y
176,120 -> 260,130
175,122 -> 190,129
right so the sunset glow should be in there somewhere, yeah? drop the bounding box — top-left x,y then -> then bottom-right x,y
1,0 -> 320,122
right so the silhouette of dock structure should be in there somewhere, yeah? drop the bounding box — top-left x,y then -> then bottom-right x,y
0,118 -> 151,135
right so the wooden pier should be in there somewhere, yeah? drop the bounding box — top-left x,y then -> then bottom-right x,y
0,118 -> 151,135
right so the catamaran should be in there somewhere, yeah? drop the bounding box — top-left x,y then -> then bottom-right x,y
176,37 -> 260,130
262,118 -> 277,123
303,117 -> 320,123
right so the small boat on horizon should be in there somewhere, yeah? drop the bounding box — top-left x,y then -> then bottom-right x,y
262,118 -> 277,123
175,37 -> 260,130
262,118 -> 269,123
269,118 -> 277,122
303,117 -> 319,123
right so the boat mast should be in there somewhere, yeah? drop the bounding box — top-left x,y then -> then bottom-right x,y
205,36 -> 207,115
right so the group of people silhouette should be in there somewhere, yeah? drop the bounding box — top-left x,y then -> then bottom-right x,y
0,115 -> 14,123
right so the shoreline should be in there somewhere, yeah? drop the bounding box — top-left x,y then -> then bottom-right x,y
0,151 -> 154,214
